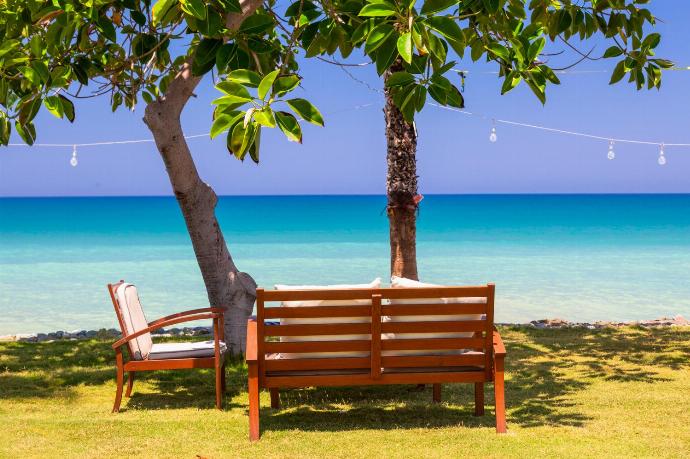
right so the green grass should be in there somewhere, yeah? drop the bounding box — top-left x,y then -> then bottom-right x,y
1,327 -> 689,458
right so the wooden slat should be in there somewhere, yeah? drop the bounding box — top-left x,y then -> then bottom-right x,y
381,320 -> 486,334
263,305 -> 371,319
382,303 -> 486,316
381,286 -> 489,299
264,323 -> 370,337
484,284 -> 495,380
264,340 -> 371,354
381,353 -> 486,368
125,357 -> 215,371
381,337 -> 485,351
265,357 -> 370,372
264,371 -> 486,388
262,289 -> 375,301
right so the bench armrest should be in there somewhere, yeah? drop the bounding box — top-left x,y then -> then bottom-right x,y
246,319 -> 258,362
148,307 -> 224,327
493,327 -> 506,358
112,312 -> 222,349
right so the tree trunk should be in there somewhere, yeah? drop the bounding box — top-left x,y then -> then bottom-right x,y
142,1 -> 263,355
384,60 -> 419,281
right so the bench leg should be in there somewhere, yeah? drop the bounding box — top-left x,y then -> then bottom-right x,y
474,382 -> 484,416
112,351 -> 124,413
125,371 -> 136,398
432,384 -> 441,403
494,369 -> 507,433
270,388 -> 280,409
215,362 -> 223,410
248,363 -> 260,441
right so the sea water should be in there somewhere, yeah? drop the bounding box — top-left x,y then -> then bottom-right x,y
1,194 -> 689,334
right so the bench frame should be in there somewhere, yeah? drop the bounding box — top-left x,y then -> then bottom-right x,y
246,284 -> 506,440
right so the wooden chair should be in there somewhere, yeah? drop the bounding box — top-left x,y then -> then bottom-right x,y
108,281 -> 227,412
246,283 -> 506,440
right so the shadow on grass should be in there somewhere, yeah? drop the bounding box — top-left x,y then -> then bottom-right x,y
1,327 -> 689,432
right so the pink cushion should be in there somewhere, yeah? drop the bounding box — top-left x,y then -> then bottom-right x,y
116,284 -> 153,360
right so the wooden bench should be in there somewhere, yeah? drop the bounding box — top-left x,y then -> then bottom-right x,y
246,283 -> 506,440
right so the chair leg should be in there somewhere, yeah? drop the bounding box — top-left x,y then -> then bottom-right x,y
112,352 -> 124,413
215,362 -> 223,410
125,371 -> 135,398
270,388 -> 280,409
474,382 -> 484,416
432,384 -> 441,403
494,370 -> 507,433
248,364 -> 260,441
221,362 -> 227,392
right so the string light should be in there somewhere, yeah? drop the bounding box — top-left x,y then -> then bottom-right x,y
607,141 -> 615,160
658,144 -> 666,166
489,120 -> 497,143
70,145 -> 78,167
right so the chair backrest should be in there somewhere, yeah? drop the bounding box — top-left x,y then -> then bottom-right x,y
255,284 -> 495,382
107,281 -> 153,360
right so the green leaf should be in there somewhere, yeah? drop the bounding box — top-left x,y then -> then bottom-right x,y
482,0 -> 499,14
248,126 -> 261,164
528,37 -> 546,61
253,108 -> 276,128
275,111 -> 302,143
426,17 -> 464,43
213,94 -> 253,106
420,0 -> 457,15
258,69 -> 279,100
375,35 -> 400,75
273,75 -> 301,96
152,0 -> 180,26
501,72 -> 522,94
15,121 -> 36,146
609,60 -> 627,85
487,42 -> 510,61
43,96 -> 63,119
180,0 -> 206,20
359,3 -> 397,17
0,113 -> 11,146
385,71 -> 415,87
397,32 -> 413,64
446,84 -> 464,108
216,81 -> 252,100
21,66 -> 40,86
365,23 -> 394,54
286,98 -> 324,126
192,39 -> 223,76
227,69 -> 262,87
642,32 -> 661,49
239,14 -> 275,34
556,10 -> 572,34
603,46 -> 623,58
210,112 -> 243,139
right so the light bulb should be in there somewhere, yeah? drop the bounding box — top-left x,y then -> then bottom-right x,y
70,146 -> 78,167
489,127 -> 497,143
658,144 -> 666,166
607,141 -> 615,160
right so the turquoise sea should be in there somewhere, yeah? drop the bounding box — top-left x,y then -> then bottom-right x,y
1,194 -> 690,335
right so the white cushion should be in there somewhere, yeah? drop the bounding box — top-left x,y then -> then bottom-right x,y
275,279 -> 380,359
116,284 -> 153,360
148,340 -> 226,360
384,277 -> 485,356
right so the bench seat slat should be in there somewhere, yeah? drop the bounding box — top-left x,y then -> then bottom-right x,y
264,323 -> 370,336
265,357 -> 371,372
381,337 -> 485,351
381,321 -> 486,334
381,354 -> 485,368
264,340 -> 371,354
264,370 -> 487,388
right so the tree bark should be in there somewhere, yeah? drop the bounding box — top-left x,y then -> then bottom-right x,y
142,0 -> 263,355
384,60 -> 419,281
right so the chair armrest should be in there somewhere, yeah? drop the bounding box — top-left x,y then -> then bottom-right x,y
246,319 -> 258,363
493,327 -> 506,358
148,307 -> 224,326
112,312 -> 221,349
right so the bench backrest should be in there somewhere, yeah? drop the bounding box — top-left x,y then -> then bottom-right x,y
255,284 -> 495,382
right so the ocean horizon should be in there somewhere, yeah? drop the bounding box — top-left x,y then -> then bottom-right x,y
2,193 -> 689,335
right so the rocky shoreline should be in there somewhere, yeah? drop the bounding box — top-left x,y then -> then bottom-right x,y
1,315 -> 688,343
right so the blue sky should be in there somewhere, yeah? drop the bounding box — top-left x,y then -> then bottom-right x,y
1,2 -> 689,197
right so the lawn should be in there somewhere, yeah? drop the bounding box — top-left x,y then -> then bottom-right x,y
1,326 -> 689,458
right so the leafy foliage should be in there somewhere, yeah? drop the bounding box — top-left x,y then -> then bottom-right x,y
0,0 -> 672,152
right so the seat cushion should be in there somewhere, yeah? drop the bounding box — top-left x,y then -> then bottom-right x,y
148,340 -> 227,360
275,279 -> 381,359
384,277 -> 485,356
115,283 -> 153,360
